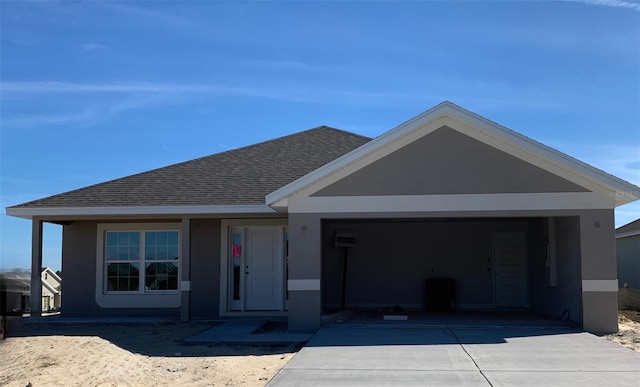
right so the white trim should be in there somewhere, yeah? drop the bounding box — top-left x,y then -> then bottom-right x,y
287,279 -> 320,291
41,267 -> 62,283
289,193 -> 612,214
6,204 -> 276,219
219,218 -> 288,317
582,279 -> 619,292
180,281 -> 191,291
41,280 -> 59,295
266,101 -> 639,208
616,230 -> 640,239
95,222 -> 181,309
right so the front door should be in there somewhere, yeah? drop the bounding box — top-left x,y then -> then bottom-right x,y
245,227 -> 283,310
228,225 -> 285,311
493,232 -> 527,308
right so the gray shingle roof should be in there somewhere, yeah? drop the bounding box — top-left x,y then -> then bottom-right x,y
617,219 -> 640,235
9,126 -> 371,208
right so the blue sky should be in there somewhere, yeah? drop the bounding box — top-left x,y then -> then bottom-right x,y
1,1 -> 639,271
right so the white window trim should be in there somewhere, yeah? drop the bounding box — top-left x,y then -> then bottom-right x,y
96,223 -> 181,308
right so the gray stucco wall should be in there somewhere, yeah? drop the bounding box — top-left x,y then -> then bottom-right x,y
579,209 -> 618,332
190,218 -> 221,319
61,221 -> 97,316
313,127 -> 589,197
322,219 -> 528,309
61,221 -> 179,318
617,235 -> 640,289
288,213 -> 322,332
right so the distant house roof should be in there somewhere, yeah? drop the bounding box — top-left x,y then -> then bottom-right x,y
6,127 -> 371,219
617,219 -> 640,239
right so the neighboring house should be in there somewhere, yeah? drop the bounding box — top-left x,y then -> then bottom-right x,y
0,271 -> 30,315
41,267 -> 62,312
617,219 -> 640,289
5,102 -> 639,333
0,269 -> 62,315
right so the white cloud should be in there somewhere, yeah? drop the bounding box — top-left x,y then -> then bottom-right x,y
1,108 -> 99,127
572,0 -> 640,11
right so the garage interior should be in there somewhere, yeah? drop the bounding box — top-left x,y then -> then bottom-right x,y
321,217 -> 583,326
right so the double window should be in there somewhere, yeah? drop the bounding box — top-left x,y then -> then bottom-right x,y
104,228 -> 180,293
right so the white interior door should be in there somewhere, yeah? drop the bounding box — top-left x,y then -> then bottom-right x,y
493,232 -> 527,308
245,227 -> 283,310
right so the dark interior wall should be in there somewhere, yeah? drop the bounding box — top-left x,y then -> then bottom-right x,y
322,219 -> 528,309
528,217 -> 582,323
190,218 -> 221,319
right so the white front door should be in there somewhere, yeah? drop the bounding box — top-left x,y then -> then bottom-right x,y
227,225 -> 285,312
245,227 -> 283,310
493,232 -> 527,308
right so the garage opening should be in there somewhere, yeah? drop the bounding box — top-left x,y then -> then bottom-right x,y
321,217 -> 582,325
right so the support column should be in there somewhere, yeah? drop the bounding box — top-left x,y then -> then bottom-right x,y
287,213 -> 322,333
30,218 -> 43,317
180,217 -> 191,321
580,209 -> 618,333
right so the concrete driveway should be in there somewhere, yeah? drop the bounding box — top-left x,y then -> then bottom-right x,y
268,327 -> 640,386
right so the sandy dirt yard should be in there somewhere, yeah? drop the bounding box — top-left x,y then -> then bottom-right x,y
0,319 -> 298,387
603,309 -> 640,352
1,312 -> 639,387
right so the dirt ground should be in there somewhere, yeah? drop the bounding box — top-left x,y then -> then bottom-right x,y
603,309 -> 640,352
0,319 -> 298,387
1,312 -> 638,387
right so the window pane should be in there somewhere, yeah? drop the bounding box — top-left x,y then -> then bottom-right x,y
106,231 -> 140,262
168,232 -> 179,246
156,248 -> 167,260
119,232 -> 129,245
144,231 -> 179,261
145,262 -> 178,291
146,246 -> 156,260
157,231 -> 168,245
106,247 -> 118,261
129,232 -> 140,247
107,276 -> 117,291
146,232 -> 156,246
107,263 -> 139,292
167,246 -> 179,260
106,232 -> 118,246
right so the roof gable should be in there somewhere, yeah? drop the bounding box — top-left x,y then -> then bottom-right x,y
267,102 -> 639,209
313,126 -> 589,197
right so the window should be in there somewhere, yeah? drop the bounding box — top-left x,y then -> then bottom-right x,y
104,229 -> 179,293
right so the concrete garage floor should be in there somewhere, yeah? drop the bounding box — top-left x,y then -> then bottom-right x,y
269,313 -> 640,386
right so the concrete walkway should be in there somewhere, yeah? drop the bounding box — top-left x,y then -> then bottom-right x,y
184,320 -> 313,346
268,327 -> 640,386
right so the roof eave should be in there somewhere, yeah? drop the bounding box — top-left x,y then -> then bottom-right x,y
5,204 -> 277,220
